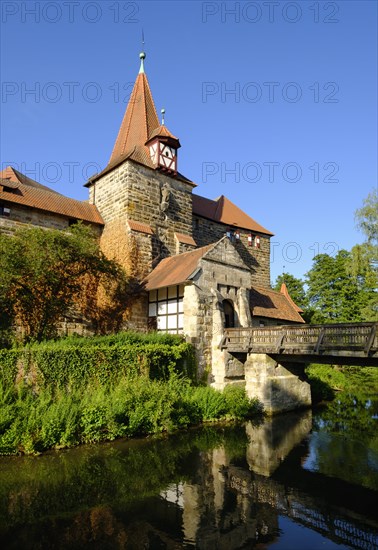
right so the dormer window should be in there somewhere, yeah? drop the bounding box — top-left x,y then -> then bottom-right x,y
0,180 -> 19,194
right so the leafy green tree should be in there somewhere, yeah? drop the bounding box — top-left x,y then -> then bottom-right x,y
355,188 -> 378,245
306,250 -> 369,323
0,224 -> 131,343
349,189 -> 378,320
347,244 -> 377,320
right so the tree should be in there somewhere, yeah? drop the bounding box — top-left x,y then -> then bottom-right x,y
305,250 -> 367,323
347,244 -> 378,321
0,224 -> 133,343
350,189 -> 378,320
355,188 -> 378,245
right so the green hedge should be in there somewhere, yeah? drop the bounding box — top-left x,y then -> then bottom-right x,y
0,332 -> 197,389
0,332 -> 264,455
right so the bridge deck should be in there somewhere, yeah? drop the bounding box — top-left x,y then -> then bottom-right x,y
220,322 -> 378,366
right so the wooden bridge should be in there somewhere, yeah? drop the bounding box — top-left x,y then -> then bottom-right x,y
220,322 -> 378,367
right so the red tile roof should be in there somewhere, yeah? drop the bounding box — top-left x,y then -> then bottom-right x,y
127,219 -> 154,235
174,232 -> 196,246
192,194 -> 273,235
144,243 -> 215,290
147,124 -> 180,143
1,166 -> 62,194
280,282 -> 304,313
250,286 -> 305,323
0,167 -> 103,225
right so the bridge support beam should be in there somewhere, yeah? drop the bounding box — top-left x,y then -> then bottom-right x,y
245,353 -> 311,415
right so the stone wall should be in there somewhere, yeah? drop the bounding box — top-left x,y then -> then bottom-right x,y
0,204 -> 70,234
183,285 -> 213,380
244,353 -> 311,414
126,162 -> 194,253
193,215 -> 271,287
124,292 -> 149,332
88,160 -> 195,274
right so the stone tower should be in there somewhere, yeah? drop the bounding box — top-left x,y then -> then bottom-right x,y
85,52 -> 196,281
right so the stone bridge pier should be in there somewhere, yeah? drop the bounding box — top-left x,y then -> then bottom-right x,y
244,353 -> 311,415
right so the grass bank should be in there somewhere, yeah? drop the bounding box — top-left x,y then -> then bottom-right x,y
0,332 -> 262,455
306,363 -> 378,402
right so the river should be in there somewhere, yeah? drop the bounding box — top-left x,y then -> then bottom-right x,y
0,394 -> 377,549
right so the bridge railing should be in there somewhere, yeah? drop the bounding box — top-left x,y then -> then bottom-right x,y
220,322 -> 378,356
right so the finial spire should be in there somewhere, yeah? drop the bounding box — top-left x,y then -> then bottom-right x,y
139,51 -> 146,74
139,30 -> 146,74
161,108 -> 165,125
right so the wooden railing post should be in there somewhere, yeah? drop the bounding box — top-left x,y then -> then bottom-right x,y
364,324 -> 377,355
276,329 -> 285,353
313,328 -> 325,354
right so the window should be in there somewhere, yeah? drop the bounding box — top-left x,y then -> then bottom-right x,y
148,285 -> 185,334
0,205 -> 10,217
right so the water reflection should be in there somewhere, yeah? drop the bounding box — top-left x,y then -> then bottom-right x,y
246,409 -> 313,476
0,406 -> 377,549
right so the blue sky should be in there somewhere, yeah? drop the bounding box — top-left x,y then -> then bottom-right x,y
1,0 -> 377,283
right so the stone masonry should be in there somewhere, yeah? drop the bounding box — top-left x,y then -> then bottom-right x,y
0,203 -> 72,234
193,214 -> 270,288
88,160 -> 194,275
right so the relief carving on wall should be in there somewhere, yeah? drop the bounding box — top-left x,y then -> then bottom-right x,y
160,182 -> 170,218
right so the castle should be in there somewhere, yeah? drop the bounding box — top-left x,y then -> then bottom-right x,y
0,52 -> 306,397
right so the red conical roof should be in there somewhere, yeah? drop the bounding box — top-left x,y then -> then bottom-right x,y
109,69 -> 160,166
